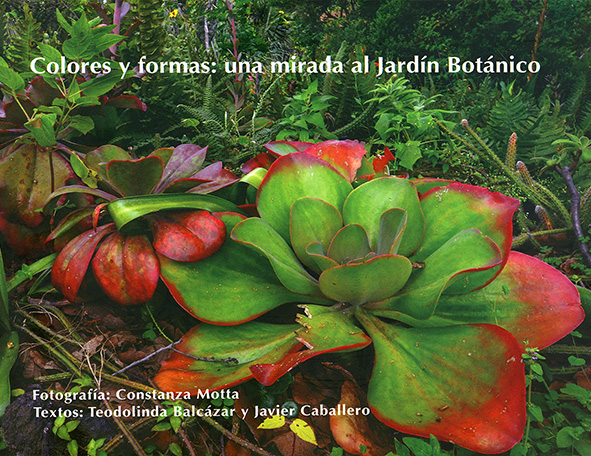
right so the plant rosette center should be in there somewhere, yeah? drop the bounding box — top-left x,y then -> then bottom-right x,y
154,140 -> 585,454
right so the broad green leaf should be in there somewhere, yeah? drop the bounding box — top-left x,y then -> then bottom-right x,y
381,252 -> 584,350
372,229 -> 501,320
327,224 -> 372,264
250,305 -> 371,385
79,72 -> 122,97
62,14 -> 92,59
357,311 -> 525,454
290,419 -> 318,445
56,10 -> 73,34
68,115 -> 94,135
413,183 -> 519,267
318,255 -> 411,305
39,43 -> 62,65
0,66 -> 25,93
258,415 -> 286,429
231,217 -> 321,296
0,144 -> 73,227
106,156 -> 163,196
107,193 -> 241,231
257,153 -> 352,242
343,177 -> 424,256
25,114 -> 57,147
290,197 -> 343,273
377,208 -> 407,255
153,321 -> 300,393
159,214 -> 328,325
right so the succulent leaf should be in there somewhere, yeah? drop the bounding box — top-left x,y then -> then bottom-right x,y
327,224 -> 372,264
106,156 -> 164,196
231,217 -> 321,296
384,252 -> 585,350
359,311 -> 526,454
318,255 -> 412,305
0,143 -> 73,227
290,197 -> 343,272
153,322 -> 301,393
377,208 -> 408,255
91,232 -> 159,305
257,153 -> 353,241
51,224 -> 116,302
151,210 -> 226,262
159,213 -> 330,325
343,177 -> 424,256
414,183 -> 519,267
372,228 -> 502,320
251,305 -> 372,385
301,140 -> 367,182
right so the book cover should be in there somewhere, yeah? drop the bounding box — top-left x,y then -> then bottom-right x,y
0,1 -> 589,455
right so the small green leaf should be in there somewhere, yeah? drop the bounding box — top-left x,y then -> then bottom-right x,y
530,363 -> 543,376
170,416 -> 182,433
57,426 -> 71,441
528,404 -> 543,422
402,437 -> 432,456
168,442 -> 182,456
568,356 -> 586,367
0,66 -> 25,92
151,422 -> 172,432
54,415 -> 67,428
25,113 -> 57,147
65,420 -> 80,432
68,115 -> 94,135
67,439 -> 79,456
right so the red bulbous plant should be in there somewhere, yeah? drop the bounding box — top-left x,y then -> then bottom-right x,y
0,10 -> 147,257
154,140 -> 585,454
48,143 -> 239,305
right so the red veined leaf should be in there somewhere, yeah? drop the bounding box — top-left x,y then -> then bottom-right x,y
250,306 -> 371,385
257,153 -> 352,242
154,322 -> 301,393
395,251 -> 584,350
302,140 -> 367,183
91,232 -> 159,305
151,210 -> 226,262
51,224 -> 116,302
0,143 -> 74,227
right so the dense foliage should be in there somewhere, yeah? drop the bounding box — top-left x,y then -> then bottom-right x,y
0,2 -> 590,456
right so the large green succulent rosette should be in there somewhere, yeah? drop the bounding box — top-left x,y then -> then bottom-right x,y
155,140 -> 584,454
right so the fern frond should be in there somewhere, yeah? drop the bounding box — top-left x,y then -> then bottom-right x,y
6,3 -> 42,72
